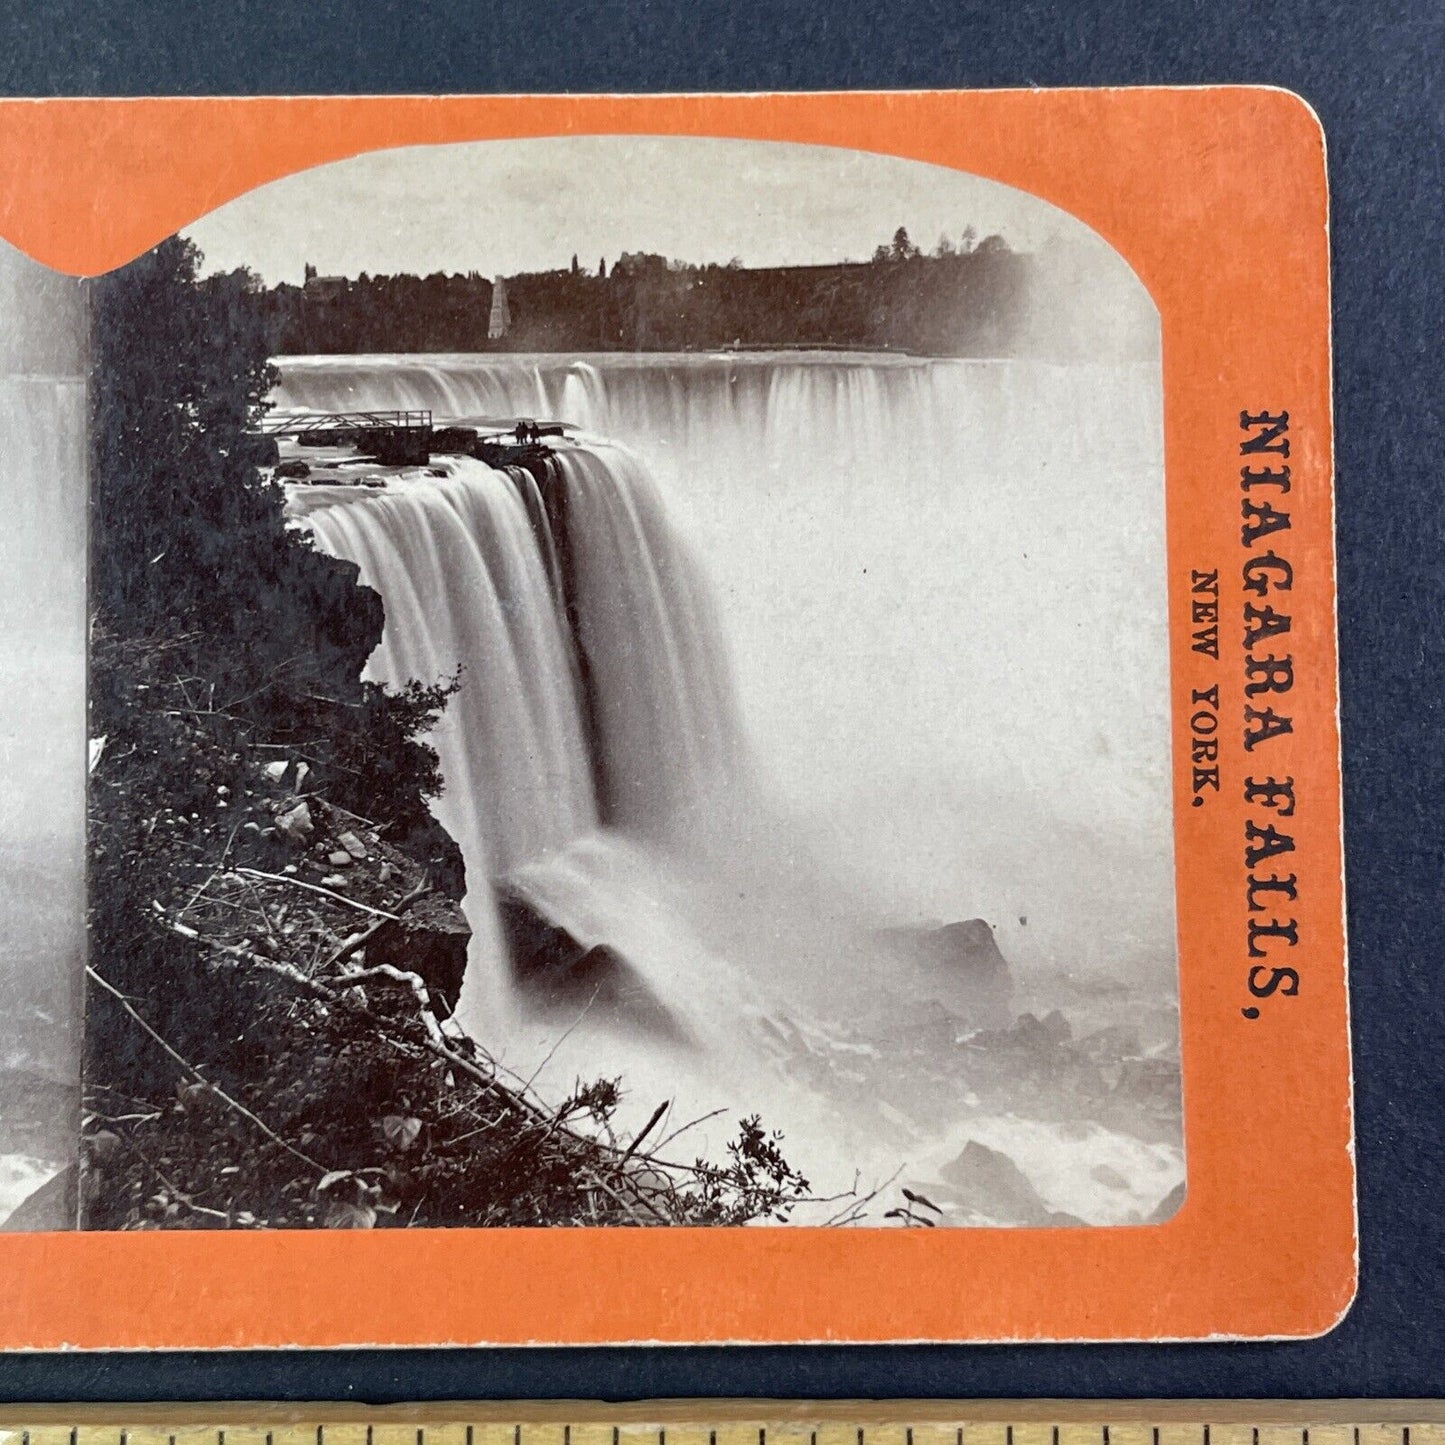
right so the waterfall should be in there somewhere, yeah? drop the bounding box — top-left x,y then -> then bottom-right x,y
284,351 -> 1182,1218
289,444 -> 780,1069
279,352 -> 1176,981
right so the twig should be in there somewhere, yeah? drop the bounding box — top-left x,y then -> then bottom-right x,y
617,1099 -> 670,1167
330,961 -> 445,1045
522,984 -> 602,1092
323,879 -> 430,968
652,1106 -> 727,1153
234,866 -> 400,919
820,1165 -> 903,1227
103,1126 -> 232,1224
86,965 -> 326,1175
435,1110 -> 510,1150
581,1168 -> 662,1225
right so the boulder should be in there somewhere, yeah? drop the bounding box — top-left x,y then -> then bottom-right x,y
1078,1023 -> 1144,1064
495,887 -> 684,1040
274,797 -> 315,843
1147,1181 -> 1187,1223
2,1164 -> 77,1231
366,892 -> 472,1019
1090,1163 -> 1131,1191
1013,1009 -> 1072,1051
910,919 -> 1014,1028
938,1139 -> 1051,1225
1113,1054 -> 1181,1107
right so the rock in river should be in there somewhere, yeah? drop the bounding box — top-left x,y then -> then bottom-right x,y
939,1138 -> 1051,1225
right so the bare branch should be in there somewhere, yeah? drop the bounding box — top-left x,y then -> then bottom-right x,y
617,1098 -> 670,1167
86,964 -> 327,1175
233,866 -> 400,919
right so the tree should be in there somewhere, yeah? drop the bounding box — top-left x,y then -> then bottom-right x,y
891,226 -> 920,261
934,233 -> 957,257
959,225 -> 978,254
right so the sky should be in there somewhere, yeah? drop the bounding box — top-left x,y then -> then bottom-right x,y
183,134 -> 1085,284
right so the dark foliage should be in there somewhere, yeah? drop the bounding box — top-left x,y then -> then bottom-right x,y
87,237 -> 463,1096
88,236 -> 458,841
263,235 -> 1031,356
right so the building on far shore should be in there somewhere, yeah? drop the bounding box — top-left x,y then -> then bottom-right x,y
302,263 -> 350,302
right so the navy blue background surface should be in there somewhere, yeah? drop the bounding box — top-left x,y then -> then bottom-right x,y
0,0 -> 1440,1402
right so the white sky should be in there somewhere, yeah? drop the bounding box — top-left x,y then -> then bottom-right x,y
183,135 -> 1080,284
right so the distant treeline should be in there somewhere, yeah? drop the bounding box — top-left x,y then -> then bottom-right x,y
260,229 -> 1035,357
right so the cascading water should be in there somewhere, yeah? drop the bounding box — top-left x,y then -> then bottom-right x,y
0,365 -> 87,1227
282,351 -> 1184,1224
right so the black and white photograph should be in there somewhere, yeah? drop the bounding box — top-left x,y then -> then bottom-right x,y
3,135 -> 1183,1232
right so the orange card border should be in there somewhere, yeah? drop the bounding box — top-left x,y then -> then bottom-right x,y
0,87 -> 1353,1347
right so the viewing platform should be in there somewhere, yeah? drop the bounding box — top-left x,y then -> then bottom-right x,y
259,409 -> 436,465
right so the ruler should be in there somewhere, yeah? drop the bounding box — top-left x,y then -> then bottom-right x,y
0,1406 -> 1441,1445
